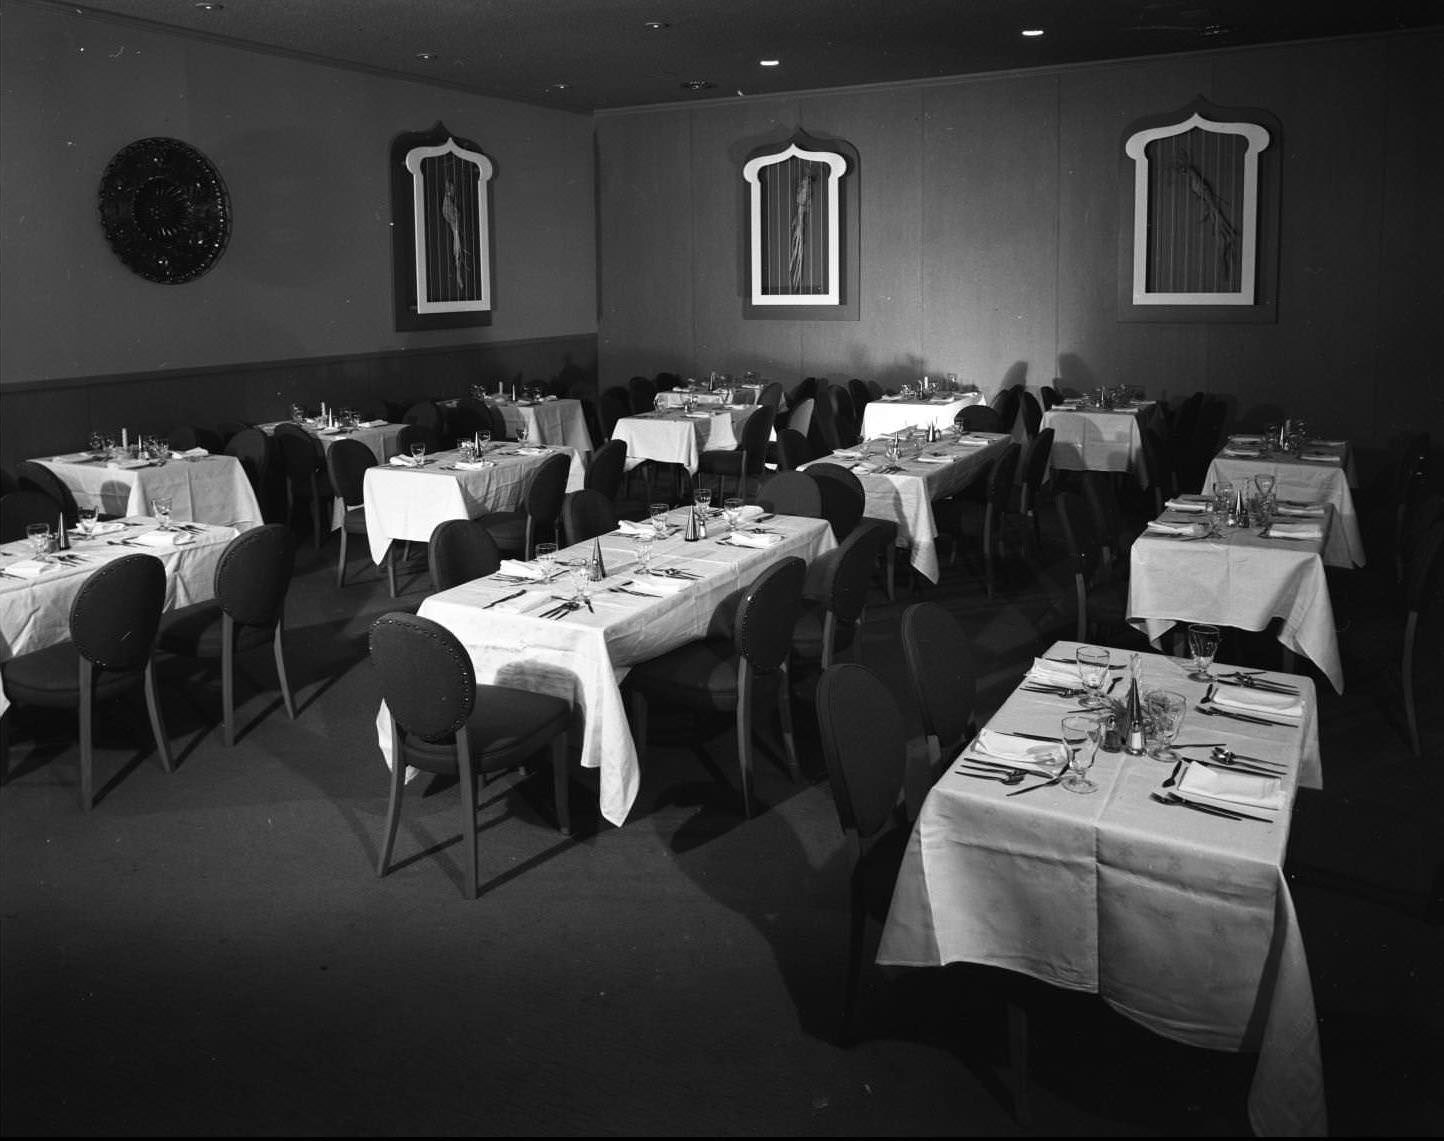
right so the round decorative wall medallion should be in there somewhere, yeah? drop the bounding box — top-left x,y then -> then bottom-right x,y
97,137 -> 231,284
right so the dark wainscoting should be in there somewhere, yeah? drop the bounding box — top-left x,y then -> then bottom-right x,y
0,335 -> 598,471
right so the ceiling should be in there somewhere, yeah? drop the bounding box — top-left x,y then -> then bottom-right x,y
46,0 -> 1443,113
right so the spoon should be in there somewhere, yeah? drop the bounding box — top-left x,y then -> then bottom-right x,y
1210,746 -> 1286,773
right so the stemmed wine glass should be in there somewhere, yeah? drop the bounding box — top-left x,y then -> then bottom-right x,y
1060,713 -> 1102,795
515,421 -> 530,446
1075,646 -> 1112,708
649,503 -> 671,538
477,428 -> 491,454
151,496 -> 173,531
693,487 -> 713,517
1142,690 -> 1187,762
1187,623 -> 1221,681
410,442 -> 427,465
632,528 -> 655,572
534,541 -> 558,582
723,497 -> 745,533
76,505 -> 99,539
25,522 -> 52,563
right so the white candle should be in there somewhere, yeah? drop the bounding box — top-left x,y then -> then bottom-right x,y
121,428 -> 128,449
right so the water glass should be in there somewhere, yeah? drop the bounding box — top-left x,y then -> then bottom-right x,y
1075,646 -> 1112,707
1254,473 -> 1277,499
477,429 -> 491,452
152,440 -> 171,465
1187,623 -> 1221,681
151,496 -> 173,530
632,529 -> 655,572
649,503 -> 671,537
1060,713 -> 1101,795
694,487 -> 713,516
458,440 -> 476,462
534,541 -> 558,581
1142,690 -> 1187,761
410,442 -> 427,464
723,496 -> 745,532
654,394 -> 666,414
516,421 -> 530,445
76,505 -> 99,538
567,558 -> 591,603
25,522 -> 51,561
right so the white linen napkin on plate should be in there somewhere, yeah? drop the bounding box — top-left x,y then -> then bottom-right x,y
1309,438 -> 1346,447
358,419 -> 388,429
1178,763 -> 1283,811
831,450 -> 865,460
914,453 -> 954,464
1146,520 -> 1208,537
1025,658 -> 1084,687
497,559 -> 551,581
516,446 -> 549,456
850,462 -> 878,474
2,559 -> 51,578
455,460 -> 493,471
1220,447 -> 1261,458
1228,435 -> 1264,445
1275,502 -> 1325,516
723,530 -> 783,548
1299,451 -> 1341,463
963,729 -> 1069,774
617,519 -> 660,537
958,435 -> 992,446
880,393 -> 902,401
108,458 -> 152,470
683,412 -> 712,420
178,447 -> 209,458
1266,521 -> 1324,541
628,573 -> 690,595
1164,496 -> 1210,513
1211,685 -> 1304,719
53,452 -> 96,463
128,530 -> 194,547
76,521 -> 127,537
388,454 -> 422,467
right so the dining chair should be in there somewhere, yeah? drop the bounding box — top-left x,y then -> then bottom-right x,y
561,489 -> 619,546
792,524 -> 891,672
0,466 -> 18,496
757,382 -> 785,412
787,376 -> 820,411
401,400 -> 444,436
224,427 -> 273,507
697,404 -> 775,501
1056,490 -> 1127,643
900,602 -> 979,812
477,451 -> 571,560
1392,432 -> 1432,585
807,461 -> 900,600
626,557 -> 807,818
990,386 -> 1021,436
1018,390 -> 1043,439
395,422 -> 440,456
1081,470 -> 1133,577
355,398 -> 390,424
167,425 -> 224,454
447,399 -> 487,442
937,440 -> 1022,598
846,379 -> 874,420
756,471 -> 823,518
628,375 -> 658,415
0,554 -> 171,810
1135,423 -> 1176,517
272,422 -> 329,551
16,461 -> 80,528
369,612 -> 573,900
156,523 -> 297,747
427,519 -> 502,591
1039,385 -> 1060,411
584,439 -> 627,502
1011,427 -> 1054,553
958,405 -> 1005,434
654,371 -> 681,393
213,419 -> 252,448
811,385 -> 858,455
1169,391 -> 1204,456
0,489 -> 63,542
325,437 -> 397,595
773,427 -> 813,472
1401,504 -> 1444,757
784,397 -> 815,442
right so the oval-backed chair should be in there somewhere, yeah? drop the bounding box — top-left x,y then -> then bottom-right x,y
428,519 -> 502,591
326,437 -> 396,595
698,405 -> 775,501
561,489 -> 619,546
477,452 -> 572,560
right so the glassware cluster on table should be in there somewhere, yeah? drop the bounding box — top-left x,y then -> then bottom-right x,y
87,431 -> 172,465
291,403 -> 360,430
1082,384 -> 1145,410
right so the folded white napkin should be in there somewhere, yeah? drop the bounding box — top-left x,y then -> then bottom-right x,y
1275,502 -> 1325,516
516,447 -> 549,456
53,452 -> 96,463
958,435 -> 992,446
723,530 -> 783,548
1309,438 -> 1346,447
880,393 -> 902,401
684,412 -> 712,420
129,530 -> 194,547
628,573 -> 690,595
850,463 -> 879,474
1221,447 -> 1260,458
1026,658 -> 1084,687
1178,763 -> 1283,812
617,519 -> 660,537
1299,451 -> 1341,463
1164,496 -> 1211,513
1211,685 -> 1304,719
319,427 -> 346,436
497,559 -> 551,581
1266,521 -> 1324,541
388,455 -> 422,467
915,453 -> 954,464
454,460 -> 494,471
178,447 -> 210,458
963,729 -> 1069,774
108,459 -> 152,470
358,419 -> 388,429
735,505 -> 767,523
1146,520 -> 1208,537
1229,435 -> 1264,445
831,450 -> 865,460
2,559 -> 51,578
544,395 -> 559,402
76,521 -> 127,537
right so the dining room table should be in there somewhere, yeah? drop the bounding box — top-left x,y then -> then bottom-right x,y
860,391 -> 984,439
802,431 -> 1010,583
361,444 -> 585,565
609,406 -> 757,473
373,505 -> 837,827
0,517 -> 238,718
1204,437 -> 1365,569
1126,499 -> 1343,693
256,417 -> 404,465
32,451 -> 264,531
877,640 -> 1326,1137
1042,399 -> 1160,487
485,396 -> 594,456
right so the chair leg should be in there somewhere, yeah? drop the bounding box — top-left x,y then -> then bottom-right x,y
310,476 -> 322,551
0,708 -> 9,784
736,662 -> 754,817
143,661 -> 173,774
273,622 -> 297,720
336,527 -> 349,588
550,736 -> 572,835
776,660 -> 800,781
457,730 -> 478,900
219,615 -> 237,746
377,723 -> 405,878
79,660 -> 94,811
385,546 -> 397,597
983,507 -> 996,598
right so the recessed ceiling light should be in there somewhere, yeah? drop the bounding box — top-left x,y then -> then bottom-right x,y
681,80 -> 716,91
415,51 -> 438,61
193,2 -> 224,10
548,82 -> 571,92
643,20 -> 669,31
759,59 -> 780,67
1021,28 -> 1045,38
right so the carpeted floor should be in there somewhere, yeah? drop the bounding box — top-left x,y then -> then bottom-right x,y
1,493 -> 1440,1137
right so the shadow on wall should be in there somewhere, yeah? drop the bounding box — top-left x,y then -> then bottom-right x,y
1056,353 -> 1099,395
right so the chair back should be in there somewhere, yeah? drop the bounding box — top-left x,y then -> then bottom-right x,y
448,399 -> 487,441
757,382 -> 785,411
807,462 -> 866,541
600,386 -> 632,438
813,524 -> 889,628
525,453 -> 573,532
811,385 -> 856,454
428,519 -> 502,590
216,523 -> 295,629
901,603 -> 976,761
273,422 -> 326,481
326,438 -> 376,508
737,405 -> 776,477
958,405 -> 1004,433
774,428 -> 812,472
654,371 -> 681,392
758,471 -> 824,517
16,461 -> 80,527
401,401 -> 443,433
991,386 -> 1021,434
214,419 -> 251,447
396,423 -> 440,455
628,375 -> 658,415
733,556 -> 806,673
561,489 -> 619,545
1040,385 -> 1060,411
1020,428 -> 1054,504
786,397 -> 815,439
1138,423 -> 1175,506
1019,390 -> 1043,438
369,612 -> 475,743
223,428 -> 271,496
846,379 -> 873,418
0,489 -> 63,542
1170,391 -> 1204,451
788,377 -> 819,410
0,467 -> 17,496
985,442 -> 1023,512
1081,470 -> 1127,567
70,553 -> 166,673
585,439 -> 627,500
816,663 -> 907,840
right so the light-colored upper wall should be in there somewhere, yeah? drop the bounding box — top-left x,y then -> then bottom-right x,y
596,31 -> 1444,448
0,0 -> 597,385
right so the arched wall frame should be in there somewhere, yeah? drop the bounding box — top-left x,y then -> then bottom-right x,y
1117,98 -> 1281,324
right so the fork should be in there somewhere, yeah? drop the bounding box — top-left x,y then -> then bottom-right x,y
1150,791 -> 1270,823
953,765 -> 1026,786
1194,704 -> 1289,727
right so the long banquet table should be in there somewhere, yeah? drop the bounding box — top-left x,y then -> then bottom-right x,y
878,640 -> 1325,1137
375,508 -> 836,826
34,453 -> 263,530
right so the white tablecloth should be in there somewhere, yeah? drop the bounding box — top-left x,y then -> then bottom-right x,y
0,520 -> 236,717
1126,508 -> 1343,693
375,509 -> 836,827
878,641 -> 1325,1138
1204,442 -> 1364,569
802,433 -> 1009,583
491,398 -> 594,456
1042,404 -> 1158,487
610,409 -> 755,473
861,394 -> 983,439
35,455 -> 263,530
258,420 -> 404,465
362,447 -> 586,564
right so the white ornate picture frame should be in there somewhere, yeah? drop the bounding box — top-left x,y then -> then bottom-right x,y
405,136 -> 494,314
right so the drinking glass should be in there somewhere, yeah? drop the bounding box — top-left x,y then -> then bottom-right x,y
1187,623 -> 1221,681
516,421 -> 530,445
535,541 -> 558,581
410,442 -> 427,464
1142,689 -> 1187,761
654,394 -> 666,414
290,403 -> 306,423
88,430 -> 105,453
76,505 -> 99,538
723,496 -> 745,532
566,557 -> 591,603
650,503 -> 671,537
151,496 -> 173,530
1212,480 -> 1234,522
458,440 -> 476,463
25,522 -> 51,561
1254,473 -> 1277,499
477,429 -> 491,452
886,436 -> 902,465
694,487 -> 713,516
1075,646 -> 1112,708
1060,713 -> 1101,795
632,529 -> 655,572
152,440 -> 171,465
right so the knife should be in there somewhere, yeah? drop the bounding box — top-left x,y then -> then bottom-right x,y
482,589 -> 526,610
1006,770 -> 1069,797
